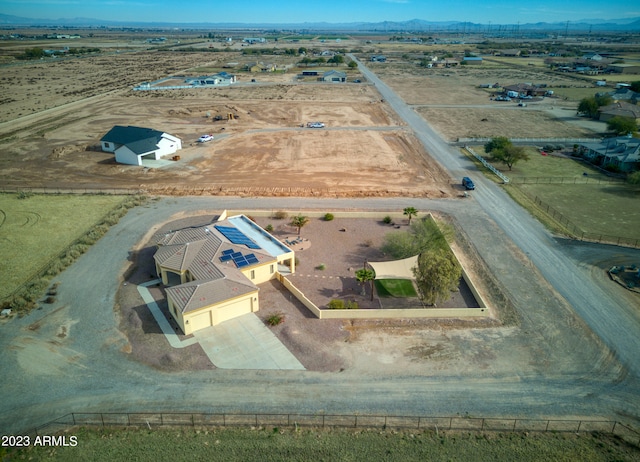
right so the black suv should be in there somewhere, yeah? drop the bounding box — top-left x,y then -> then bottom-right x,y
462,177 -> 475,190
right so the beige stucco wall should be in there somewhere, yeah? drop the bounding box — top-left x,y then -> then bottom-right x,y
240,261 -> 278,285
168,290 -> 258,335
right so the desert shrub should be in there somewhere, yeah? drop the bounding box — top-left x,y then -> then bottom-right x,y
328,299 -> 345,309
44,296 -> 56,304
383,215 -> 393,224
346,300 -> 359,309
316,263 -> 326,270
324,213 -> 334,221
266,312 -> 285,326
274,210 -> 288,220
17,191 -> 33,199
265,224 -> 274,232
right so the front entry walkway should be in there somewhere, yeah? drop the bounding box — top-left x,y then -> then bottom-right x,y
193,313 -> 305,370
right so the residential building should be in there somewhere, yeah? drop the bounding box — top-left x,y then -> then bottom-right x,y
598,101 -> 640,123
154,214 -> 295,335
321,70 -> 347,82
578,136 -> 640,172
100,125 -> 181,166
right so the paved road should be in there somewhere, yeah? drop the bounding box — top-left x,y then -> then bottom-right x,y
1,62 -> 640,435
354,55 -> 640,378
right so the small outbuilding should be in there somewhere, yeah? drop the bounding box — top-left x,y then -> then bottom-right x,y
100,125 -> 181,166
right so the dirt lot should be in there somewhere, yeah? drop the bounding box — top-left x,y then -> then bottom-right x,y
118,215 -> 501,374
0,49 -> 453,197
371,64 -> 601,141
0,44 -> 605,196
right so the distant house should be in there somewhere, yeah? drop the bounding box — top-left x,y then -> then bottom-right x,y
462,56 -> 483,65
577,136 -> 640,172
185,72 -> 236,86
246,62 -> 275,73
500,49 -> 521,57
370,55 -> 386,62
503,83 -> 547,97
154,213 -> 295,335
598,101 -> 640,123
321,70 -> 347,82
583,52 -> 604,61
100,125 -> 181,166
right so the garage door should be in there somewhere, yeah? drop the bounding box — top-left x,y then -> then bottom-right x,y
190,310 -> 213,332
214,298 -> 252,325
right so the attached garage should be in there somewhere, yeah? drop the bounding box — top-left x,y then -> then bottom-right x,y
167,279 -> 258,336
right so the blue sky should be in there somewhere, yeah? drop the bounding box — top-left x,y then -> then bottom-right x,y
1,0 -> 638,24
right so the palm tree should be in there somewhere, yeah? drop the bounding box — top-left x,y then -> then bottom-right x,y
290,214 -> 309,236
355,267 -> 376,300
403,207 -> 418,225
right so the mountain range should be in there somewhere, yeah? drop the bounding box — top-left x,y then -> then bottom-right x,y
1,14 -> 639,32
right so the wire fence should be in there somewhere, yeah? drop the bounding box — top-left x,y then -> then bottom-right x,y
510,176 -> 625,185
518,188 -> 640,248
25,412 -> 640,446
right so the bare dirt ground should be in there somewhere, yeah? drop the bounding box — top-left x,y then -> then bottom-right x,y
117,215 -> 503,374
371,64 -> 600,141
0,50 -> 452,197
0,46 -> 604,194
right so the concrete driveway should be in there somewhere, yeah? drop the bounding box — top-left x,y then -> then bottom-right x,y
137,280 -> 304,370
194,314 -> 305,370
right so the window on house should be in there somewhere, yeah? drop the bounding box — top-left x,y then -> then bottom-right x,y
270,264 -> 274,274
251,270 -> 255,280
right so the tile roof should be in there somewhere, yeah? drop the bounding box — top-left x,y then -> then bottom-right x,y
166,277 -> 257,313
155,219 -> 276,313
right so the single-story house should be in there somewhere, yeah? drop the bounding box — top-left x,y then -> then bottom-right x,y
246,62 -> 276,72
154,213 -> 295,335
604,88 -> 639,103
371,55 -> 386,62
503,83 -> 547,97
598,101 -> 640,123
185,72 -> 236,86
321,70 -> 347,82
577,136 -> 640,172
100,125 -> 181,166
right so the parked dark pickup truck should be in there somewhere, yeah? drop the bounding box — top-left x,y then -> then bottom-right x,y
462,177 -> 475,190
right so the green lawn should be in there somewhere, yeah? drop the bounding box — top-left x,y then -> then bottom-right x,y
6,426 -> 638,462
0,193 -> 130,299
375,278 -> 418,298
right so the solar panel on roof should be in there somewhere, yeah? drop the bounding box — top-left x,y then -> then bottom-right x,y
222,249 -> 234,255
236,260 -> 250,268
214,225 -> 260,249
219,255 -> 232,262
231,252 -> 243,258
246,255 -> 259,264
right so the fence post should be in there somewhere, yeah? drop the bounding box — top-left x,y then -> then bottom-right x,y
513,419 -> 517,431
101,413 -> 105,428
481,418 -> 485,431
72,413 -> 76,426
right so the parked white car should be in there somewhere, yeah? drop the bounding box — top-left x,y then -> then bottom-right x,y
307,122 -> 325,128
198,134 -> 214,143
